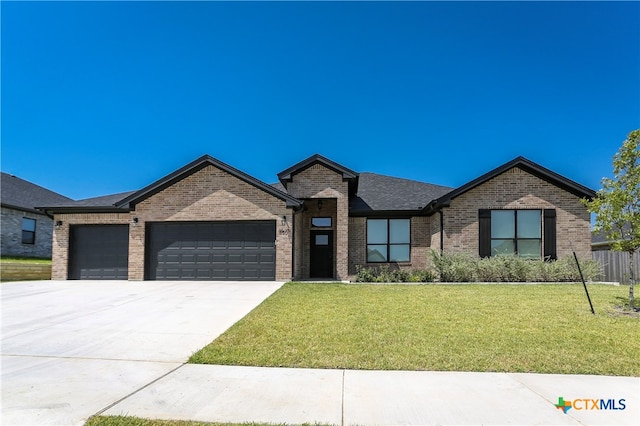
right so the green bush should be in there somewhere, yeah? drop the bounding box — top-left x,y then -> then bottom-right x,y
429,250 -> 603,282
429,251 -> 475,282
354,265 -> 435,283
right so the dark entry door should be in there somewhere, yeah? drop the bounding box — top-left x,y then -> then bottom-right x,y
310,230 -> 333,278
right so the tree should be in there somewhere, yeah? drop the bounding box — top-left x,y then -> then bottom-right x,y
585,129 -> 640,310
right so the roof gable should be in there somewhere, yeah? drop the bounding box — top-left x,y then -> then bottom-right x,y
277,154 -> 359,195
424,156 -> 596,213
116,155 -> 302,209
1,172 -> 72,214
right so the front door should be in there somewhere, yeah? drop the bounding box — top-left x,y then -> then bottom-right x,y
310,230 -> 333,278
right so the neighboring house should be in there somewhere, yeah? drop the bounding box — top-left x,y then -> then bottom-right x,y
39,154 -> 595,281
592,227 -> 640,283
1,172 -> 73,258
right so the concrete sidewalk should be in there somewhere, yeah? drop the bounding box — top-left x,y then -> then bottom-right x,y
104,365 -> 639,425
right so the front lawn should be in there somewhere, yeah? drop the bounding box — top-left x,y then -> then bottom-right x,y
189,283 -> 640,376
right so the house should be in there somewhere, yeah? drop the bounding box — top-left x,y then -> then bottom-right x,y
592,226 -> 640,284
39,154 -> 596,281
1,172 -> 73,258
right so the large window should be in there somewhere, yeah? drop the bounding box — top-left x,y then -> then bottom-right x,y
22,218 -> 36,245
367,219 -> 410,262
490,210 -> 541,259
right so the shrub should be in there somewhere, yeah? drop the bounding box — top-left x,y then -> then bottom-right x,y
408,269 -> 436,283
430,250 -> 603,282
429,251 -> 475,282
354,265 -> 435,283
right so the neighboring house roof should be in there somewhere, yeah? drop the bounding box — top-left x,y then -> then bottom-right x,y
591,223 -> 634,248
350,173 -> 453,216
1,172 -> 73,214
423,156 -> 597,214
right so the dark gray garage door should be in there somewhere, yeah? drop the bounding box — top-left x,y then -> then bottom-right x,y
69,225 -> 129,280
146,221 -> 276,281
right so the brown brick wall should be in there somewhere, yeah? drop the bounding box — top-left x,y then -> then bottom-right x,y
284,164 -> 350,280
441,167 -> 592,259
52,165 -> 294,280
51,213 -> 131,280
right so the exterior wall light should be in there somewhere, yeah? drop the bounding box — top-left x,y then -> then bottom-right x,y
317,199 -> 323,210
132,217 -> 139,225
55,220 -> 63,228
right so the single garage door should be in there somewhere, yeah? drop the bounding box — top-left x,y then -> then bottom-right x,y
146,221 -> 276,281
69,225 -> 129,280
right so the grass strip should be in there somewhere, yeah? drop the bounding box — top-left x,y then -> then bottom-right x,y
85,415 -> 328,426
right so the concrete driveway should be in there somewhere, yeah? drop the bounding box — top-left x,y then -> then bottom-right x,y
1,280 -> 284,425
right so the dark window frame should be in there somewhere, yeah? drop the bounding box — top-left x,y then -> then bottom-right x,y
489,209 -> 541,259
366,218 -> 411,263
22,217 -> 36,245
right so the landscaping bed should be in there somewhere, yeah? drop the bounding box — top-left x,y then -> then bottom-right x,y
190,282 -> 640,376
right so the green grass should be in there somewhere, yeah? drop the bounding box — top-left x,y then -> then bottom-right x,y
85,415 -> 326,426
189,282 -> 640,376
0,256 -> 51,264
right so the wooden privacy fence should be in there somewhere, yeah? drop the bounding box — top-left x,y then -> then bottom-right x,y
592,249 -> 640,284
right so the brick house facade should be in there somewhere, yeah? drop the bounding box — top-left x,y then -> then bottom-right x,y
41,154 -> 596,281
1,172 -> 73,259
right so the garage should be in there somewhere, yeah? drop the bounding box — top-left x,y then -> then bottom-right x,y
146,221 -> 276,281
68,225 -> 129,280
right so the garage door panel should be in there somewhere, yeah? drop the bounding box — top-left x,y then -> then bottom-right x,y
147,221 -> 276,281
69,225 -> 129,280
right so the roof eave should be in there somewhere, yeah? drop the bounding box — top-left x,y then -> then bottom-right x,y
37,206 -> 132,215
1,203 -> 48,215
349,209 -> 427,218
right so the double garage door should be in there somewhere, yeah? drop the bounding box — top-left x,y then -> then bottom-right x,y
68,221 -> 276,281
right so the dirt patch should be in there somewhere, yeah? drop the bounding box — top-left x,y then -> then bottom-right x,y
609,305 -> 640,318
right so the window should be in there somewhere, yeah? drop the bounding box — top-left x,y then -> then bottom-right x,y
367,219 -> 410,262
311,217 -> 332,227
315,234 -> 329,245
22,218 -> 36,245
489,210 -> 541,259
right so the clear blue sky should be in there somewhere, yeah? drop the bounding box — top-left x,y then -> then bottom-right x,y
2,1 -> 639,200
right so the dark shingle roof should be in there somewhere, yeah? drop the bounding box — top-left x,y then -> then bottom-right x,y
350,173 -> 453,214
1,172 -> 73,214
68,191 -> 137,207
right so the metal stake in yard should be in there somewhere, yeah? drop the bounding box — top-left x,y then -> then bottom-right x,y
571,242 -> 595,315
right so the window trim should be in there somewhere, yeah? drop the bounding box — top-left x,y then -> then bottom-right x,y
489,209 -> 542,258
366,218 -> 411,263
22,217 -> 36,245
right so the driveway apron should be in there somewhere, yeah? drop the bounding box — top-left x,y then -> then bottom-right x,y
1,280 -> 284,425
